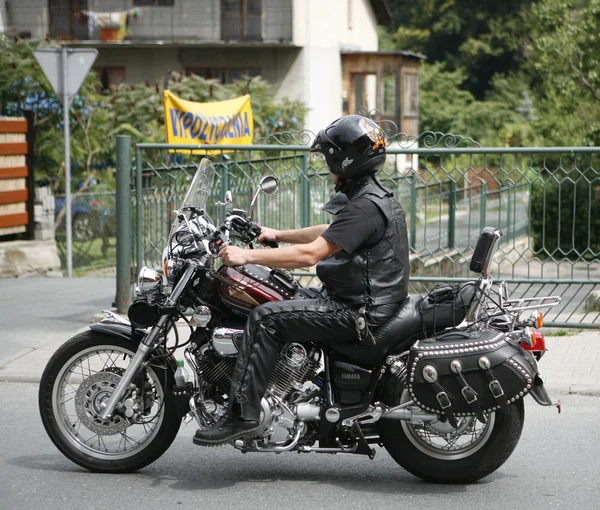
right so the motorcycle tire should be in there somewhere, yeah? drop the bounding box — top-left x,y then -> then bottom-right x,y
39,330 -> 181,473
377,376 -> 525,484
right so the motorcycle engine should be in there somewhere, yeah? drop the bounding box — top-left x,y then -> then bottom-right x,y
193,340 -> 322,446
267,343 -> 321,399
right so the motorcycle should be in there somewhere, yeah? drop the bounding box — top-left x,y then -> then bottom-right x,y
39,159 -> 562,483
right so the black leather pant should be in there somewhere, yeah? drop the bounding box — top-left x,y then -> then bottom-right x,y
228,287 -> 397,421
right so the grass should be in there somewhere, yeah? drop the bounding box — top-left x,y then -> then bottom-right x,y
56,235 -> 117,276
543,329 -> 578,337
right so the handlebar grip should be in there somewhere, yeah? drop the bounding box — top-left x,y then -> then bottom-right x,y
262,239 -> 279,249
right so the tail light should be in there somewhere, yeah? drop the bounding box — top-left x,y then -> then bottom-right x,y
520,327 -> 546,352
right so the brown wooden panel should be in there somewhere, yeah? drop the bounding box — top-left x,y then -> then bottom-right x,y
0,143 -> 28,155
0,189 -> 28,204
0,119 -> 27,133
0,212 -> 28,228
0,167 -> 28,179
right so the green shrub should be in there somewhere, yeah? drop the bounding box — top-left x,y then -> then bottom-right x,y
530,171 -> 600,258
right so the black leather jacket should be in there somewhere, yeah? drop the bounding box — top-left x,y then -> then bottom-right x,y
317,176 -> 410,306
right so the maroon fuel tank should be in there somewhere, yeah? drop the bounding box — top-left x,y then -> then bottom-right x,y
217,264 -> 296,313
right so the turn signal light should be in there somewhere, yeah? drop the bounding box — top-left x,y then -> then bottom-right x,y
521,328 -> 546,352
536,311 -> 544,329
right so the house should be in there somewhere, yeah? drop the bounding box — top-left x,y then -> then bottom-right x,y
1,0 -> 422,136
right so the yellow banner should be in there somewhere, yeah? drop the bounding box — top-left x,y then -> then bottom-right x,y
163,90 -> 253,152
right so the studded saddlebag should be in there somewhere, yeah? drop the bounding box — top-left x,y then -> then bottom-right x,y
407,330 -> 536,428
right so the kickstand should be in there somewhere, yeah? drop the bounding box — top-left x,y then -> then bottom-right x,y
352,423 -> 376,460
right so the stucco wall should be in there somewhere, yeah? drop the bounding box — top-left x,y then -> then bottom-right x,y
293,0 -> 378,133
0,0 -> 6,33
94,46 -> 303,96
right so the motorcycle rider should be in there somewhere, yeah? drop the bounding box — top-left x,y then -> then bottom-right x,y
194,114 -> 410,446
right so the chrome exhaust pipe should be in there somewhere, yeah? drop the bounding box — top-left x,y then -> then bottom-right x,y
382,404 -> 439,423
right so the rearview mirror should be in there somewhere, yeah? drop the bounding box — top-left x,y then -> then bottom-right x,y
259,175 -> 279,195
249,176 -> 279,218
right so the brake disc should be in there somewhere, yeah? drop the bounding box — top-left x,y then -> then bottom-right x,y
75,371 -> 129,435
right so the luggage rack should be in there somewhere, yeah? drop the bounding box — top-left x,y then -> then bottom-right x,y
501,295 -> 562,312
484,281 -> 562,317
487,282 -> 562,316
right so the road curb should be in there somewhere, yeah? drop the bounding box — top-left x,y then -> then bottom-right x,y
0,373 -> 42,384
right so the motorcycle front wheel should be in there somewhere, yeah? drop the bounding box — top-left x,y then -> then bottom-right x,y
39,330 -> 181,473
378,379 -> 525,484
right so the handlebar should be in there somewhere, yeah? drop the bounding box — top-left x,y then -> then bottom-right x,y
261,239 -> 279,249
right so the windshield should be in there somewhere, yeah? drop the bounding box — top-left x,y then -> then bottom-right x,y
167,158 -> 216,243
181,158 -> 216,210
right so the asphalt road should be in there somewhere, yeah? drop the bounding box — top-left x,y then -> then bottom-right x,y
0,383 -> 598,510
0,278 -> 115,361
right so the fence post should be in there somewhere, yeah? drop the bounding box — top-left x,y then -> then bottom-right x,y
135,146 -> 143,275
448,181 -> 456,250
480,182 -> 487,230
410,174 -> 417,252
506,185 -> 512,242
116,135 -> 132,314
300,152 -> 310,228
220,160 -> 230,200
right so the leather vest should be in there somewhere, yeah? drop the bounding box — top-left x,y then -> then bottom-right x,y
316,177 -> 410,306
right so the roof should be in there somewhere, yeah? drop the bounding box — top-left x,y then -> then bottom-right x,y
369,0 -> 393,25
341,50 -> 427,60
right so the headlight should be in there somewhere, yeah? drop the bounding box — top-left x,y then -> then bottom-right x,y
137,267 -> 162,295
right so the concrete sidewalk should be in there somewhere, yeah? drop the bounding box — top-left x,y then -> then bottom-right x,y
0,312 -> 598,395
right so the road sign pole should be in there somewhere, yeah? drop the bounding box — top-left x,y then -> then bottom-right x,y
34,46 -> 97,278
62,47 -> 73,278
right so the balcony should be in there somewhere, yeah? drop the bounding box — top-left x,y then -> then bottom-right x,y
39,0 -> 292,45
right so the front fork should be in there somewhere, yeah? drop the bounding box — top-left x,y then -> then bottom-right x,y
99,264 -> 197,420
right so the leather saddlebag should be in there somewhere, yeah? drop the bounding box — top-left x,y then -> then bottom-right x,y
407,330 -> 536,427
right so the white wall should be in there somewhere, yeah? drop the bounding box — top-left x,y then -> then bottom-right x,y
94,47 -> 184,84
94,46 -> 303,94
292,0 -> 378,134
0,0 -> 5,33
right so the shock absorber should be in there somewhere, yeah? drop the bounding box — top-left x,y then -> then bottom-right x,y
387,356 -> 407,386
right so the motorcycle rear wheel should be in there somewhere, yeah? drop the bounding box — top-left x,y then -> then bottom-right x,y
378,378 -> 525,483
39,330 -> 181,473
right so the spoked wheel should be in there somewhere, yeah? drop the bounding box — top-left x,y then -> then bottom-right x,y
378,379 -> 525,483
400,399 -> 496,461
39,331 -> 181,473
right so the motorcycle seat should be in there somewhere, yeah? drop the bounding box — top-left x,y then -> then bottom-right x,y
330,283 -> 477,367
331,295 -> 424,367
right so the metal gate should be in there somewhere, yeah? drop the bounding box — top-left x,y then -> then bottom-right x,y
123,132 -> 600,328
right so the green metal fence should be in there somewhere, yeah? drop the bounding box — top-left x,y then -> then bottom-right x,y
127,139 -> 600,328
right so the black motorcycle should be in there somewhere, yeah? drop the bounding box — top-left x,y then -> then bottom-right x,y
39,160 -> 561,483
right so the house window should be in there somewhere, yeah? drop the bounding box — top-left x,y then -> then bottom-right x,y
49,0 -> 89,39
187,67 -> 261,84
222,0 -> 262,41
404,74 -> 418,118
95,67 -> 126,90
133,0 -> 175,6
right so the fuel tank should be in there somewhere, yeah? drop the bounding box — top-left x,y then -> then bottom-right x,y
217,264 -> 297,313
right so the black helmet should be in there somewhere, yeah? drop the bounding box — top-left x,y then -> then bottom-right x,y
310,115 -> 386,179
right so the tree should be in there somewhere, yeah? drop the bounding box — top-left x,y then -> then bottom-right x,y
526,0 -> 600,145
0,36 -> 308,190
384,0 -> 535,99
0,36 -> 111,193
